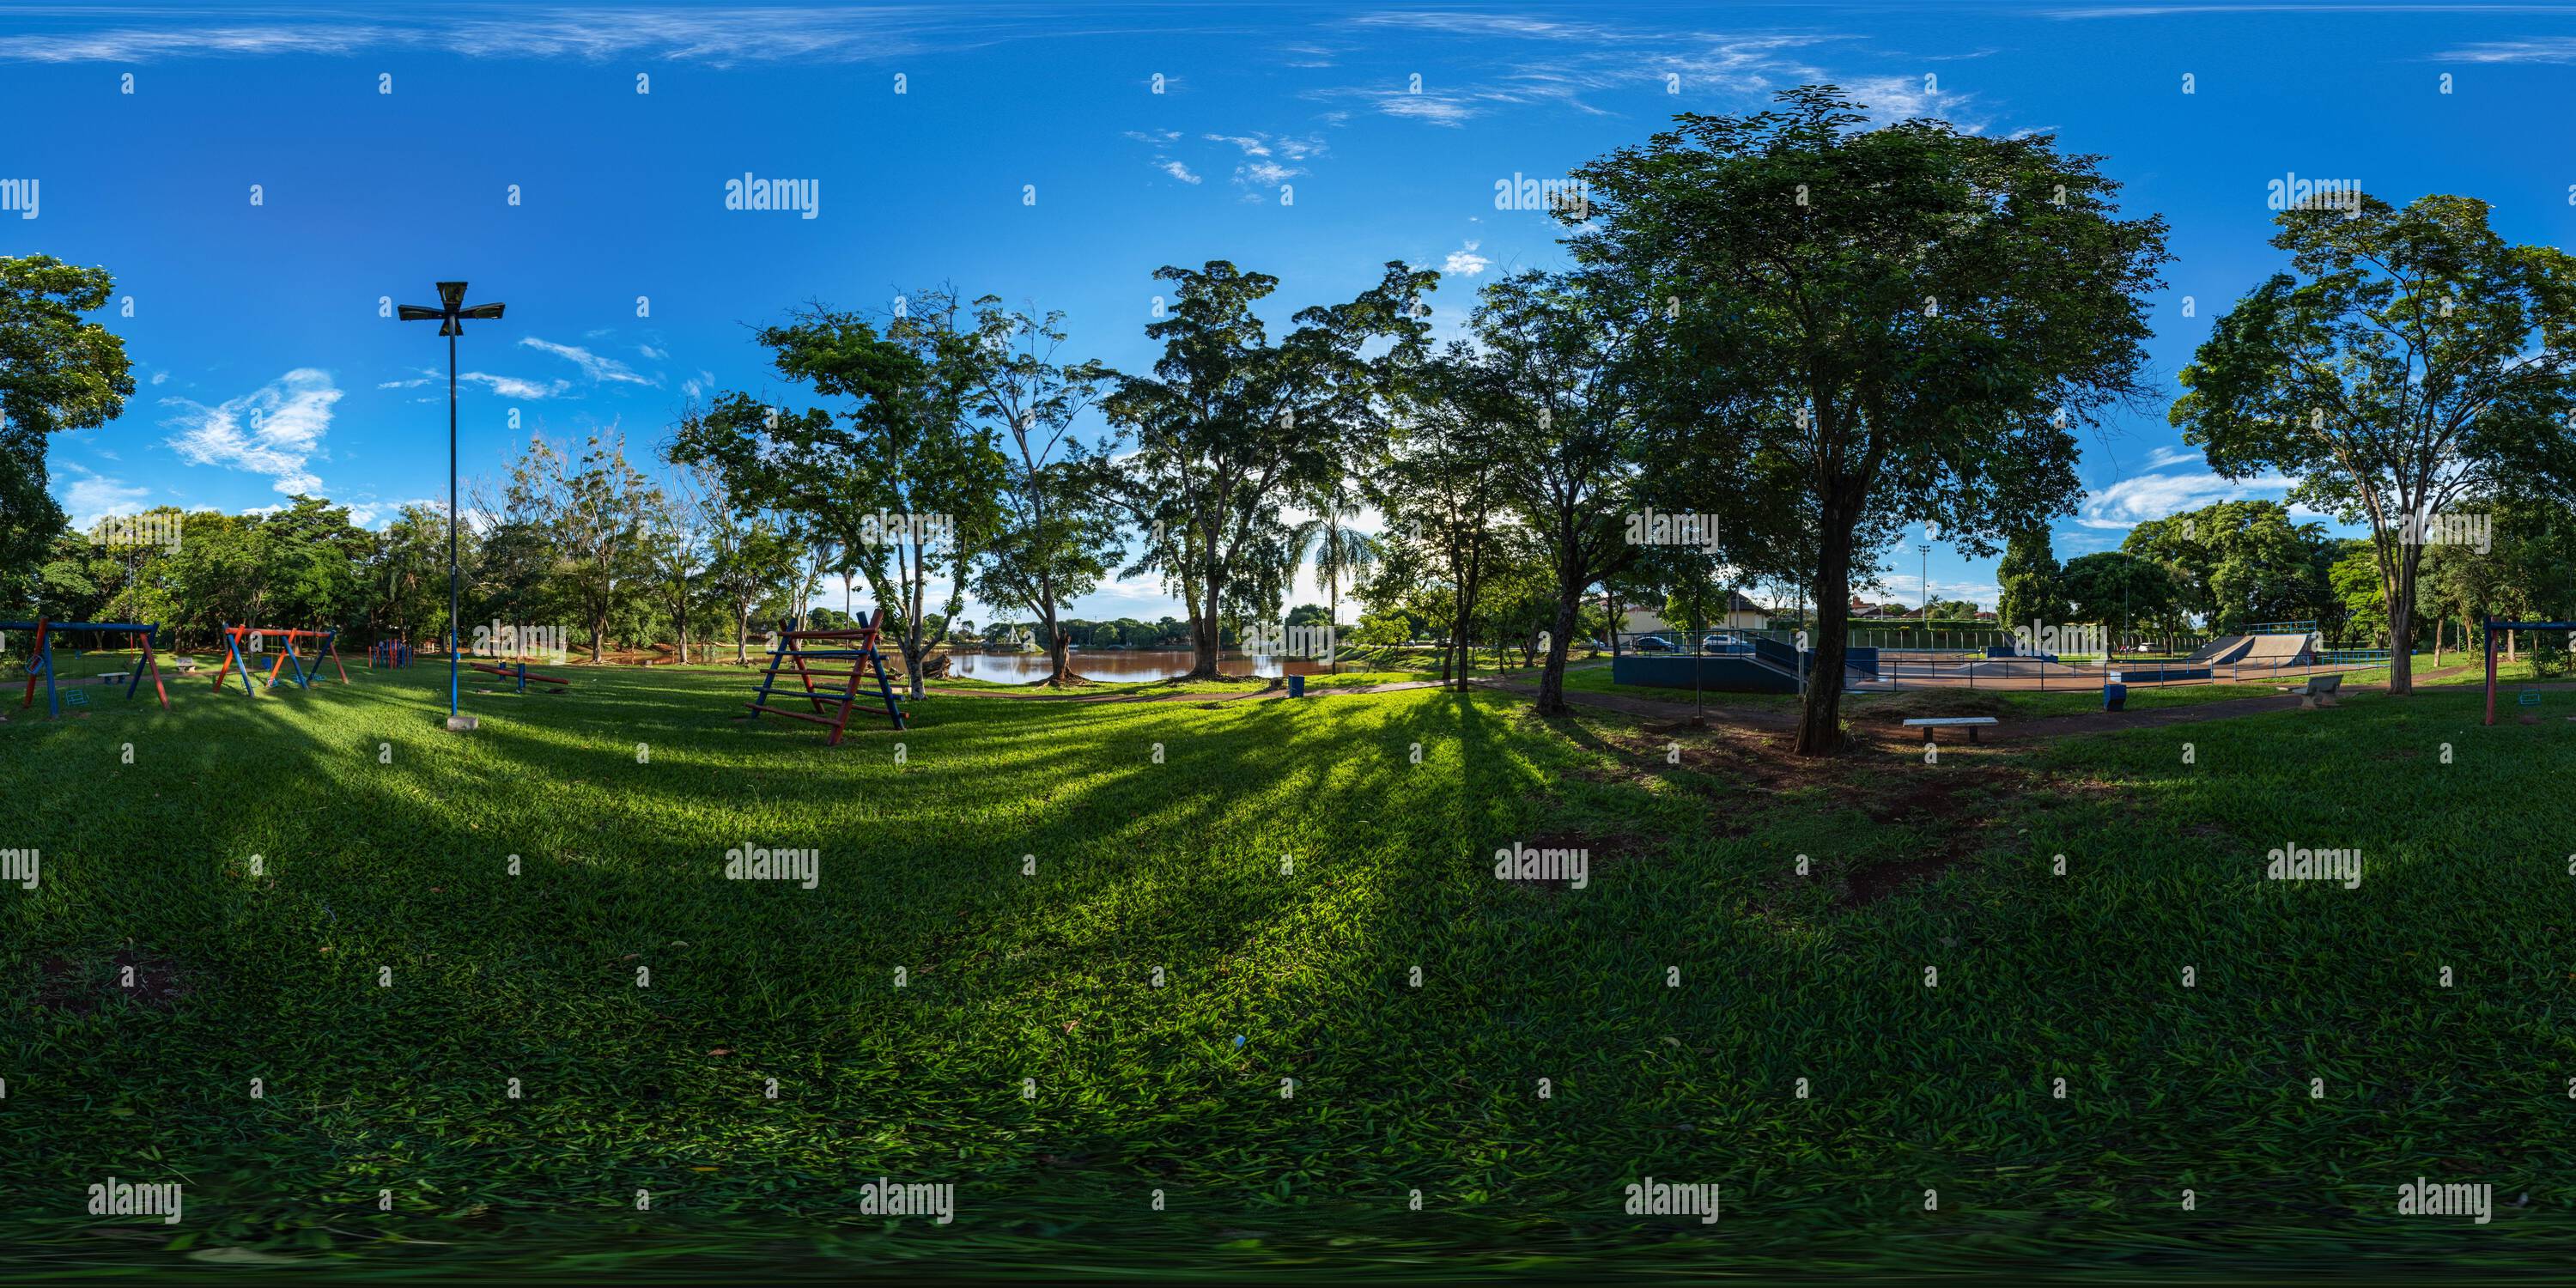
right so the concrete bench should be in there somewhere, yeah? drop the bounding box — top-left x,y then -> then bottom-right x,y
96,671 -> 130,685
1904,716 -> 2000,743
2290,674 -> 2341,708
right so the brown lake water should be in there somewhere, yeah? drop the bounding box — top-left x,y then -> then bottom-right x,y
946,649 -> 1327,684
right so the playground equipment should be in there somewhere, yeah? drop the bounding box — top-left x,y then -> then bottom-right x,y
745,609 -> 906,744
368,638 -> 415,669
2486,617 -> 2576,726
212,625 -> 349,697
2,618 -> 172,719
467,659 -> 572,693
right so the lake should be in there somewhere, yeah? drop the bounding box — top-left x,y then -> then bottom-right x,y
945,649 -> 1327,684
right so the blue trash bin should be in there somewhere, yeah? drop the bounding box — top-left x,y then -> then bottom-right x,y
1287,674 -> 1306,698
2103,681 -> 2127,712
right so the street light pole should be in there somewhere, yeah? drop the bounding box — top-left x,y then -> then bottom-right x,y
400,282 -> 505,731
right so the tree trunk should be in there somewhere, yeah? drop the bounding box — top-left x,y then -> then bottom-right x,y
904,641 -> 927,700
1535,583 -> 1582,714
2385,545 -> 2424,696
1185,562 -> 1225,680
1796,505 -> 1858,756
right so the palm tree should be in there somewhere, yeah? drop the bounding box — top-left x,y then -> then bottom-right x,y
1291,479 -> 1379,673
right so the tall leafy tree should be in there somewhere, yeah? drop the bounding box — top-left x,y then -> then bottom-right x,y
1103,260 -> 1434,680
1285,477 -> 1377,672
964,298 -> 1114,686
503,431 -> 659,662
2173,192 -> 2576,693
1475,270 -> 1647,714
1575,86 -> 2171,754
1364,346 -> 1513,690
2123,501 -> 2330,631
1,256 -> 133,588
2060,550 -> 2178,641
1995,527 -> 2070,631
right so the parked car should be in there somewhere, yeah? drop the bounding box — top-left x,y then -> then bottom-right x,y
1632,635 -> 1680,653
1698,633 -> 1742,651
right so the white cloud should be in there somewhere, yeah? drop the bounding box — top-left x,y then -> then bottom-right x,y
2139,444 -> 2207,471
637,343 -> 669,361
1316,18 -> 1982,131
519,337 -> 653,386
1442,241 -> 1492,276
462,371 -> 573,399
2077,468 -> 2296,530
162,368 -> 341,495
54,464 -> 151,531
1240,159 -> 1301,186
148,370 -> 168,386
1157,159 -> 1203,185
0,9 -> 976,68
1377,95 -> 1478,126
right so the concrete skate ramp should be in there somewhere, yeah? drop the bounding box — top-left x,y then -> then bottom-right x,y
2237,633 -> 2314,666
2181,635 -> 2252,665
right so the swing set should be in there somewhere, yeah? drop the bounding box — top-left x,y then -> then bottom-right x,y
744,608 -> 906,744
2,617 -> 171,720
212,624 -> 349,697
2482,617 -> 2576,726
368,638 -> 415,668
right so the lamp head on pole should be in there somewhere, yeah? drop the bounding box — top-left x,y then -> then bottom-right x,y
399,281 -> 506,337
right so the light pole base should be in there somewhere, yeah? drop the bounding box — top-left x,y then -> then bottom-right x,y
445,714 -> 479,732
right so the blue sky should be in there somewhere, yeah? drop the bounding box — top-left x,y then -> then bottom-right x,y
7,1 -> 2575,623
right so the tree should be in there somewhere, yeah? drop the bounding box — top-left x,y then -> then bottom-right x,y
1286,476 -> 1378,673
2123,501 -> 2330,631
1103,260 -> 1434,680
644,475 -> 708,664
1576,87 -> 2172,754
1995,528 -> 2070,631
1364,347 -> 1513,690
2060,550 -> 2176,641
2172,193 -> 2576,694
1,256 -> 133,586
671,296 -> 1006,697
1476,270 -> 1647,714
964,298 -> 1114,686
504,432 -> 659,663
2327,541 -> 2390,647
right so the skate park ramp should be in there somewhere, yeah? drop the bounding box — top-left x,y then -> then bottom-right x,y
2180,635 -> 2252,665
2237,633 -> 2315,666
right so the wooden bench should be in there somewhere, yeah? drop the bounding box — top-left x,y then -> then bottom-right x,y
1904,716 -> 2000,743
2289,673 -> 2341,708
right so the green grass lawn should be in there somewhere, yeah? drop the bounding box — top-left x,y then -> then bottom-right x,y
6,663 -> 2576,1274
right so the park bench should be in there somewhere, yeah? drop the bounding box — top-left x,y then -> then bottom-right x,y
1904,715 -> 2000,743
2288,674 -> 2341,708
96,671 -> 130,685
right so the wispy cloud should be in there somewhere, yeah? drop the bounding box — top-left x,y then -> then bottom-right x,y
0,7 -> 993,68
520,337 -> 654,386
163,368 -> 342,495
2077,468 -> 2296,530
463,371 -> 574,399
1156,159 -> 1203,185
2438,36 -> 2576,63
1319,15 -> 1978,129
